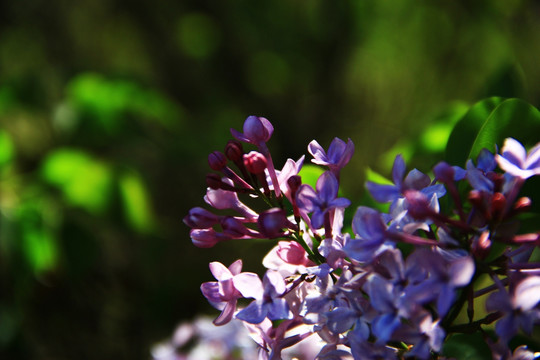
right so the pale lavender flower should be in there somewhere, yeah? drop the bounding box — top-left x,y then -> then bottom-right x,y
496,138 -> 540,179
236,270 -> 292,324
366,154 -> 445,205
200,260 -> 263,325
308,137 -> 354,178
486,275 -> 540,342
295,171 -> 351,229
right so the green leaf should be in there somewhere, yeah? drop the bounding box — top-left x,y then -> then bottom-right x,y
442,333 -> 492,360
0,130 -> 14,168
118,169 -> 156,233
445,97 -> 540,167
41,149 -> 113,214
445,97 -> 505,166
298,164 -> 325,189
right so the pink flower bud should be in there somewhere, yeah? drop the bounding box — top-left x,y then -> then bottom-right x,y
276,241 -> 308,265
244,151 -> 267,174
190,228 -> 231,248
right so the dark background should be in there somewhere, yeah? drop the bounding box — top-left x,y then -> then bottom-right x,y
1,1 -> 540,358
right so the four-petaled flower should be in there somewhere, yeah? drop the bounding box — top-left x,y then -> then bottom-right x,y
496,137 -> 540,179
295,171 -> 351,229
200,260 -> 263,325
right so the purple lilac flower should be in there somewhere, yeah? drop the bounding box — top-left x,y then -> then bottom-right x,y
231,116 -> 283,198
236,270 -> 292,324
295,171 -> 351,229
486,275 -> 540,342
366,154 -> 446,206
344,206 -> 392,262
200,260 -> 262,325
404,248 -> 475,317
267,155 -> 305,203
496,138 -> 540,179
308,137 -> 354,178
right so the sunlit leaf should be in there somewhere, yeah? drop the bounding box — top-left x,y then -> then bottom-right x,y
118,169 -> 156,233
0,130 -> 14,168
444,97 -> 540,166
445,97 -> 506,167
41,149 -> 113,214
22,227 -> 57,274
67,73 -> 183,133
298,164 -> 325,189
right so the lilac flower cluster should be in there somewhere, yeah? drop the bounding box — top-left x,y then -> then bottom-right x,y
184,116 -> 540,360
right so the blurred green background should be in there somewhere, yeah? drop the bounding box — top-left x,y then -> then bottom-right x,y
1,0 -> 540,358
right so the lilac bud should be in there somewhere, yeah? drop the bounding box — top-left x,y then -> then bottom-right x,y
183,207 -> 219,228
221,217 -> 251,238
224,140 -> 244,162
472,231 -> 491,260
287,175 -> 302,196
244,151 -> 267,174
276,241 -> 308,265
231,116 -> 274,144
208,151 -> 227,171
243,116 -> 273,143
190,228 -> 231,248
258,208 -> 289,238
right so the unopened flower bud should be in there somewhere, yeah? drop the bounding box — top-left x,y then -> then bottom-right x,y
208,151 -> 227,171
225,140 -> 244,162
243,116 -> 273,143
472,231 -> 492,260
287,175 -> 302,196
514,197 -> 532,213
190,228 -> 230,248
276,241 -> 308,265
221,217 -> 251,238
244,151 -> 267,174
491,192 -> 506,219
258,208 -> 289,238
184,207 -> 220,228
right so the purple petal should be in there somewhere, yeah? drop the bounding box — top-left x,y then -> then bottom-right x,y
501,138 -> 526,167
525,142 -> 540,170
514,276 -> 540,311
316,171 -> 339,203
236,300 -> 267,324
267,298 -> 292,320
213,300 -> 237,326
264,270 -> 286,296
365,182 -> 400,203
209,261 -> 232,281
232,272 -> 263,299
448,255 -> 475,287
327,138 -> 347,163
352,206 -> 386,241
392,154 -> 406,186
308,140 -> 328,163
403,169 -> 431,191
228,259 -> 243,275
295,184 -> 319,211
